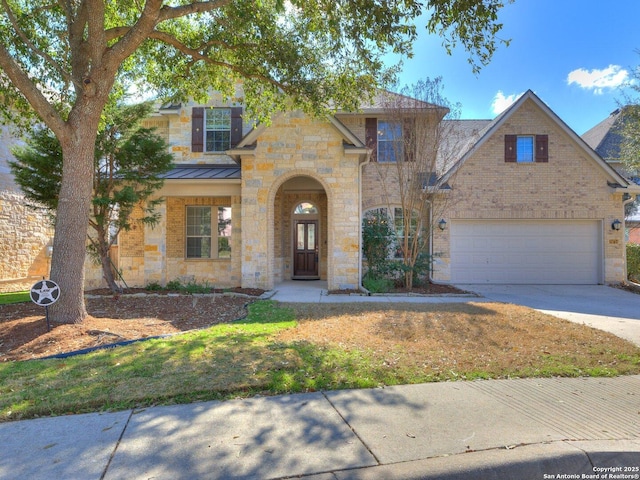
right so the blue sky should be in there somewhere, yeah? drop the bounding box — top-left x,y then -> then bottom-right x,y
391,0 -> 640,135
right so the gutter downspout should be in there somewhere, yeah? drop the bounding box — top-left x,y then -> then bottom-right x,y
358,150 -> 372,293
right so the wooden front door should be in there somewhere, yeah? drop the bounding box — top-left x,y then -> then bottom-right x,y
293,220 -> 319,278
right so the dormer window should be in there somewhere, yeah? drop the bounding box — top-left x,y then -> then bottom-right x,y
505,134 -> 548,163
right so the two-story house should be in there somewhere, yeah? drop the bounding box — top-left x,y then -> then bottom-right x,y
92,89 -> 639,291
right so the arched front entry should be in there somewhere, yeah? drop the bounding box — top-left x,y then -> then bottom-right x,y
273,176 -> 328,283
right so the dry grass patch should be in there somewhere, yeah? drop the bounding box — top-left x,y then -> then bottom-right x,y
278,302 -> 640,380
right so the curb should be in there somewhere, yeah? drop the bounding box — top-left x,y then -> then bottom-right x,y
306,440 -> 640,480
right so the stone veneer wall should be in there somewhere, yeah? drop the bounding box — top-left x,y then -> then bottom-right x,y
240,111 -> 361,290
431,98 -> 627,283
0,125 -> 54,293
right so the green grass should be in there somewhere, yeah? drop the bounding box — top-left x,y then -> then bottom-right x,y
1,299 -> 639,422
0,291 -> 30,305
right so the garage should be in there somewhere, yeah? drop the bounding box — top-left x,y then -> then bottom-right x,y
449,220 -> 602,284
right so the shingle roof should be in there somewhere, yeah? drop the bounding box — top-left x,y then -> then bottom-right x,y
582,108 -> 625,161
161,164 -> 241,180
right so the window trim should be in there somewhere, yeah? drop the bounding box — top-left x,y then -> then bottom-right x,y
516,135 -> 534,163
186,205 -> 212,259
377,120 -> 403,163
185,205 -> 232,260
204,108 -> 232,153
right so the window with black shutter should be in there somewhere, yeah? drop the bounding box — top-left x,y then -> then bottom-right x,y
192,107 -> 204,153
505,134 -> 549,163
192,107 -> 242,153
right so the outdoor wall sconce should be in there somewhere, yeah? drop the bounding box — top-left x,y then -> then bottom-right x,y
612,219 -> 622,231
438,219 -> 447,231
45,245 -> 54,258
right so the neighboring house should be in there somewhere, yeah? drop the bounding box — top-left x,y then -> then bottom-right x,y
0,124 -> 54,293
583,106 -> 640,245
101,89 -> 640,290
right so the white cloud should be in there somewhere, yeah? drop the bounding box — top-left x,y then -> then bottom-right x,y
566,65 -> 629,94
491,91 -> 524,115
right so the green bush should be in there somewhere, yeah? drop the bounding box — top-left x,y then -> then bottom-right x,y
166,280 -> 182,291
145,281 -> 163,291
164,279 -> 213,294
362,211 -> 393,279
363,275 -> 394,293
628,243 -> 640,282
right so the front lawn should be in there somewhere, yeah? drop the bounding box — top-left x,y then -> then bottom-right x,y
1,300 -> 638,422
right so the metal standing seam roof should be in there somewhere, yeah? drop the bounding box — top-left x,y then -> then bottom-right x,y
161,164 -> 241,180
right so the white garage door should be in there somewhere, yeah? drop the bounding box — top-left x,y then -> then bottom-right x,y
450,220 -> 602,284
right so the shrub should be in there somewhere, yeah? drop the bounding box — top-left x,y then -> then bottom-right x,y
166,280 -> 182,291
628,243 -> 640,282
362,211 -> 393,279
363,275 -> 394,293
145,281 -> 163,291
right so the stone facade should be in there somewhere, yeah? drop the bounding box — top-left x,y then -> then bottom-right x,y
239,111 -> 362,290
0,125 -> 54,293
112,90 -> 637,291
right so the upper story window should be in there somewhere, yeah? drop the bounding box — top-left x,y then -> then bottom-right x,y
191,106 -> 243,153
516,136 -> 534,162
205,108 -> 231,152
505,134 -> 549,163
377,120 -> 403,163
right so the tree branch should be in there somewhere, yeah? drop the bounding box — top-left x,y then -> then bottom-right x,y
147,29 -> 289,91
0,43 -> 65,135
0,0 -> 73,86
157,0 -> 232,22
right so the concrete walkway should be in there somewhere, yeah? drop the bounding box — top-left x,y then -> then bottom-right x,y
1,281 -> 639,479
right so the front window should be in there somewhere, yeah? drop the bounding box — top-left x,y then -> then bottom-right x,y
516,136 -> 534,163
364,207 -> 420,259
205,108 -> 231,152
217,207 -> 232,258
378,120 -> 403,162
186,205 -> 232,258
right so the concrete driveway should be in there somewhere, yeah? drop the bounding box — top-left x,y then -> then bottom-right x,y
456,284 -> 640,346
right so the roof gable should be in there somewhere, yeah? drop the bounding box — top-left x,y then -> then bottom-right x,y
231,112 -> 365,153
441,90 -> 633,188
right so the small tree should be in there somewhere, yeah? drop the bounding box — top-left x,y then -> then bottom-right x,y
372,78 -> 463,289
10,102 -> 173,292
362,210 -> 394,279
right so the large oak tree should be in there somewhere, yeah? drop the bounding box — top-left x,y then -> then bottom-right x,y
0,0 -> 510,323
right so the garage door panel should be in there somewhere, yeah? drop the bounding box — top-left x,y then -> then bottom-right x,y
450,220 -> 601,284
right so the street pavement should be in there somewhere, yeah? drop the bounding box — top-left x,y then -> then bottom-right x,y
1,282 -> 639,479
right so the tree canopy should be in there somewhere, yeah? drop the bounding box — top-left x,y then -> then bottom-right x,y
0,0 -> 512,323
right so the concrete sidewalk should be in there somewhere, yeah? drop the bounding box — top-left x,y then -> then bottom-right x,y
1,376 -> 638,479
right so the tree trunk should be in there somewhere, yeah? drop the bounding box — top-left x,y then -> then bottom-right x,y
100,241 -> 121,294
48,120 -> 99,324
